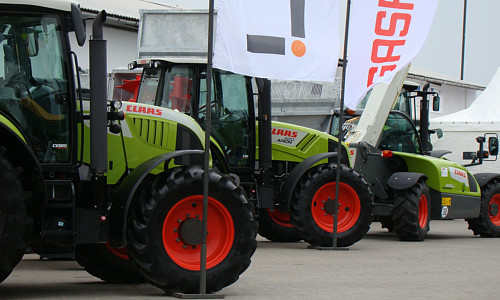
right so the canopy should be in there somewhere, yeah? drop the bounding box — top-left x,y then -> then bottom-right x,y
432,67 -> 500,123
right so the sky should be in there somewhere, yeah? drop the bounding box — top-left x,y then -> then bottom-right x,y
158,0 -> 500,86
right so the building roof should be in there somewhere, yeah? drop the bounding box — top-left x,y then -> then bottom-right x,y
77,0 -> 181,21
408,66 -> 485,91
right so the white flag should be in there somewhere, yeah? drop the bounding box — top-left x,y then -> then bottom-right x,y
345,0 -> 438,108
213,0 -> 340,82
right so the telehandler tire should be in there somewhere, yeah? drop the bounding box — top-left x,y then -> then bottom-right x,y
127,166 -> 257,293
291,163 -> 373,247
76,243 -> 145,283
466,181 -> 500,237
392,180 -> 431,241
0,147 -> 31,283
258,208 -> 302,242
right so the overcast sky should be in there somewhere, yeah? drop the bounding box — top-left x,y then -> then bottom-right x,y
159,0 -> 500,86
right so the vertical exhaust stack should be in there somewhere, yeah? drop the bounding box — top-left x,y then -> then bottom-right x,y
257,78 -> 274,208
89,11 -> 108,175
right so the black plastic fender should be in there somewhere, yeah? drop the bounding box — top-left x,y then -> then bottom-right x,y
278,152 -> 339,213
387,172 -> 428,191
474,173 -> 500,188
108,149 -> 204,248
428,150 -> 452,158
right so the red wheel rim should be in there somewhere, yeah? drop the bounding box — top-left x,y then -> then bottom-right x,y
162,195 -> 234,271
489,194 -> 500,226
311,182 -> 361,233
105,243 -> 130,261
418,194 -> 429,228
267,209 -> 294,228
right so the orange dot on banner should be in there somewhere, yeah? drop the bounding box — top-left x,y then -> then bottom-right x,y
291,40 -> 306,57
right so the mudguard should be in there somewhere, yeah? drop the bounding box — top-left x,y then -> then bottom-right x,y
429,150 -> 452,158
108,149 -> 204,248
387,172 -> 428,191
474,173 -> 500,188
279,152 -> 339,213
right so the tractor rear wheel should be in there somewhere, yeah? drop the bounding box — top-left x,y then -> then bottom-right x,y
258,208 -> 302,242
291,163 -> 373,247
75,243 -> 145,283
392,180 -> 431,241
0,147 -> 31,283
467,181 -> 500,237
127,166 -> 257,293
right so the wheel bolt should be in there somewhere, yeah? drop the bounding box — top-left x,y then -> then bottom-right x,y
186,214 -> 190,218
175,238 -> 180,243
178,219 -> 182,223
173,228 -> 178,233
183,245 -> 187,249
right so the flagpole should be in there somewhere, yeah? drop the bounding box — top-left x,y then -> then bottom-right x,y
332,0 -> 352,249
200,0 -> 215,296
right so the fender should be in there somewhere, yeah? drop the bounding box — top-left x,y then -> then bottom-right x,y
108,149 -> 204,247
387,172 -> 428,191
473,173 -> 500,188
428,150 -> 452,158
279,152 -> 339,213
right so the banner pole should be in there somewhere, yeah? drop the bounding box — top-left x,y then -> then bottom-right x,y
332,0 -> 352,249
200,0 -> 216,295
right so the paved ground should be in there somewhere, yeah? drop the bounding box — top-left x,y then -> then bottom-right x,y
1,220 -> 499,299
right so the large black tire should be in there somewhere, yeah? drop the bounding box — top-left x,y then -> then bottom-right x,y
127,166 -> 258,293
466,181 -> 500,237
290,163 -> 373,247
0,147 -> 31,283
392,180 -> 431,241
75,243 -> 145,283
258,208 -> 302,242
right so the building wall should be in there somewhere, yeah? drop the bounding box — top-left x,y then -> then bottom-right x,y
69,25 -> 138,75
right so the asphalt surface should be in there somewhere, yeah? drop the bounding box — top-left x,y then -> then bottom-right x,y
1,219 -> 499,300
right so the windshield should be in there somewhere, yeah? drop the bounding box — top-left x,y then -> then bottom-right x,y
0,13 -> 71,163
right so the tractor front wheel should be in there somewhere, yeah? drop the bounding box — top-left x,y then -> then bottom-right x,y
0,147 -> 31,283
392,180 -> 431,241
291,163 -> 373,247
127,166 -> 257,294
467,181 -> 500,237
257,208 -> 302,242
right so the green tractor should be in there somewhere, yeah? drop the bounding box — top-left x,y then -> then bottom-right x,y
0,0 -> 257,294
127,57 -> 374,247
335,67 -> 500,240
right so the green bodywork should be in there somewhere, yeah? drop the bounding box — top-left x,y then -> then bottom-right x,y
395,152 -> 480,197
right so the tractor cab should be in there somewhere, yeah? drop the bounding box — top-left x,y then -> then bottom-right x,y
0,12 -> 74,164
131,58 -> 256,172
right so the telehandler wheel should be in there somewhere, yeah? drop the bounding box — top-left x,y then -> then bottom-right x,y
0,147 -> 31,283
75,243 -> 145,283
290,163 -> 373,247
466,181 -> 500,237
127,166 -> 258,294
258,208 -> 302,242
392,180 -> 431,241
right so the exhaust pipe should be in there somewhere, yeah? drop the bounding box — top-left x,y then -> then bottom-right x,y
89,10 -> 108,175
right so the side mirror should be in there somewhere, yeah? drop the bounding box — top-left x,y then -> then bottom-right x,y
71,3 -> 86,46
435,128 -> 443,139
489,137 -> 499,156
432,95 -> 440,111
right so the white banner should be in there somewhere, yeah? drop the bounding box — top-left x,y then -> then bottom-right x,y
213,0 -> 340,82
345,0 -> 438,108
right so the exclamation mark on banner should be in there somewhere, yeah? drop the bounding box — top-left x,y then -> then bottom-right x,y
290,0 -> 306,57
247,0 -> 306,57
